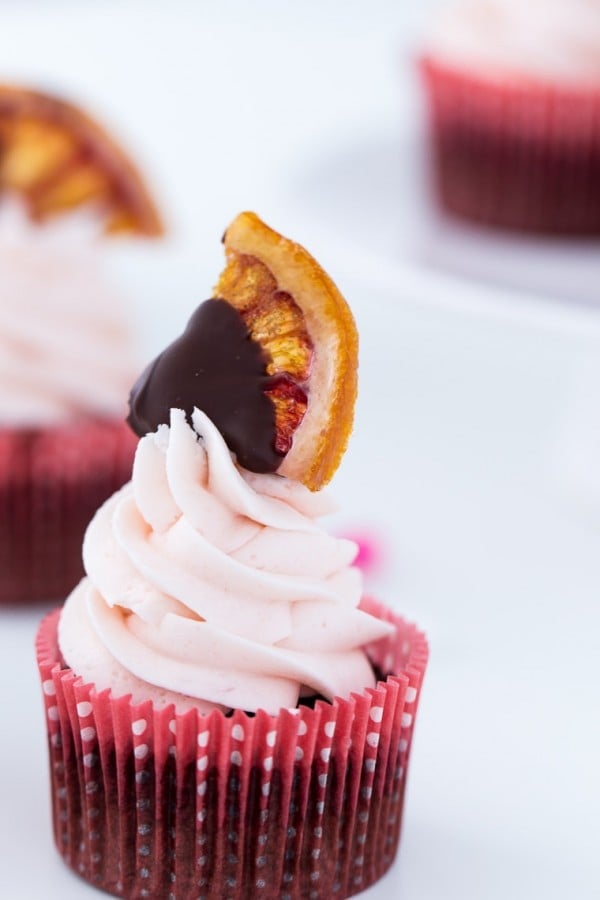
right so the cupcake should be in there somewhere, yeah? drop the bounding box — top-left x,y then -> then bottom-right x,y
419,0 -> 600,233
36,212 -> 428,899
0,85 -> 163,605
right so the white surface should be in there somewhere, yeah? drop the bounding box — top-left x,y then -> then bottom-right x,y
1,2 -> 599,899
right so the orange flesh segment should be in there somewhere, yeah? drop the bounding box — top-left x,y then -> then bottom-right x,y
216,253 -> 312,455
0,119 -> 76,189
33,163 -> 110,215
217,253 -> 313,380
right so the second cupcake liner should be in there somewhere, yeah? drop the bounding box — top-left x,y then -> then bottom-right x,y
0,419 -> 136,605
420,57 -> 600,234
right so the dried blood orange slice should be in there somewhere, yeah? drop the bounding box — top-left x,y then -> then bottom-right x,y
216,211 -> 358,491
0,85 -> 163,236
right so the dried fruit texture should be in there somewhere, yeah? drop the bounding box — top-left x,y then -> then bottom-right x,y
0,85 -> 163,236
216,212 -> 358,491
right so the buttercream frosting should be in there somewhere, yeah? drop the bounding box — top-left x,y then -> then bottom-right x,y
59,408 -> 394,714
0,199 -> 135,426
426,0 -> 600,85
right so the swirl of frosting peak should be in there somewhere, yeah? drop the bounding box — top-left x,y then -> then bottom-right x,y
59,409 -> 394,714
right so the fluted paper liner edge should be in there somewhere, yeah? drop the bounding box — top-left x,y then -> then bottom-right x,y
37,596 -> 428,899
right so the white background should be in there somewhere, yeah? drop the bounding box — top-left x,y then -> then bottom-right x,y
0,1 -> 599,899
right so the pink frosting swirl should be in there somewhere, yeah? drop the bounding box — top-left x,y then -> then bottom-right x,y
59,409 -> 394,714
0,199 -> 135,426
427,0 -> 600,85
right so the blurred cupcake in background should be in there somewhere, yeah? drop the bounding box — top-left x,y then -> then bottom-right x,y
0,85 -> 163,606
419,0 -> 600,234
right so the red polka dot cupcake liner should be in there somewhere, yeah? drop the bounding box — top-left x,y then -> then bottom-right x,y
420,57 -> 600,234
0,419 -> 136,606
36,597 -> 428,899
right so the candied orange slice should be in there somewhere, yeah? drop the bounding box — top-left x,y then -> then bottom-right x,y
216,212 -> 358,491
0,85 -> 163,236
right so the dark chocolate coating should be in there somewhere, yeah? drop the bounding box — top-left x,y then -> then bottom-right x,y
127,298 -> 282,472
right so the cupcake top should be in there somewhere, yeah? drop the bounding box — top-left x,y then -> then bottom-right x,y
59,408 -> 393,714
0,199 -> 135,426
59,213 -> 394,716
426,0 -> 600,85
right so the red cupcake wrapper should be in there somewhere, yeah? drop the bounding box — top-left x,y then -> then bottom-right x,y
0,419 -> 136,606
420,57 -> 600,234
36,597 -> 428,899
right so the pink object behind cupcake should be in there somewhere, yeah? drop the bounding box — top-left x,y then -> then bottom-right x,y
420,0 -> 600,233
0,201 -> 139,605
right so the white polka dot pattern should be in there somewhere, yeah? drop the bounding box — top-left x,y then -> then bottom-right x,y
36,598 -> 428,899
231,724 -> 245,742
